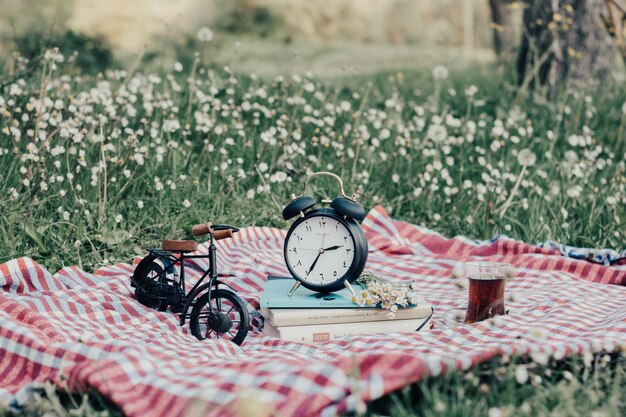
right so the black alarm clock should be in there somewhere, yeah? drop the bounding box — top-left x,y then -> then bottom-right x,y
282,172 -> 368,296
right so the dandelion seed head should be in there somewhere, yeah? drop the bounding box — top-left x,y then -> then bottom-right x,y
197,27 -> 214,42
432,65 -> 449,80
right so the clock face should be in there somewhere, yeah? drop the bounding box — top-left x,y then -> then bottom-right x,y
285,214 -> 356,286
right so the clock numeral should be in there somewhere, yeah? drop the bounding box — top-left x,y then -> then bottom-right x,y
305,225 -> 312,232
343,261 -> 347,268
333,271 -> 338,277
319,273 -> 324,280
318,221 -> 326,229
296,260 -> 302,266
292,247 -> 298,254
335,224 -> 339,231
343,236 -> 348,242
346,248 -> 352,253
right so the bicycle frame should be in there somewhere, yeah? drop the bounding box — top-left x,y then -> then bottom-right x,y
146,234 -> 224,325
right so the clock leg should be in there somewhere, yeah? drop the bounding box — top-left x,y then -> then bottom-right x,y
287,281 -> 301,297
343,280 -> 357,297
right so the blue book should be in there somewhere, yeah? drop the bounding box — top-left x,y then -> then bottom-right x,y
261,276 -> 369,309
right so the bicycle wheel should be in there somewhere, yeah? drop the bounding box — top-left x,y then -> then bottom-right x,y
135,261 -> 163,310
133,259 -> 184,311
189,289 -> 250,345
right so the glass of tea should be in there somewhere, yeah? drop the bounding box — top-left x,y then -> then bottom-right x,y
464,261 -> 510,323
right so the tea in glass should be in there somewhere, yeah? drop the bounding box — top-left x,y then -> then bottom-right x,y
464,261 -> 510,323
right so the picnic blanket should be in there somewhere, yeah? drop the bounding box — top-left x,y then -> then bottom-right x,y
1,206 -> 625,417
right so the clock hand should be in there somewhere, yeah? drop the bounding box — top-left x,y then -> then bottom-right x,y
305,245 -> 343,275
307,251 -> 322,276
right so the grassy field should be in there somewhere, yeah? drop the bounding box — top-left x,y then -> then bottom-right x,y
0,47 -> 625,416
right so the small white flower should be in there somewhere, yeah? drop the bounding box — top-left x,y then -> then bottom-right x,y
173,62 -> 183,72
567,185 -> 582,198
137,200 -> 144,209
134,153 -> 145,166
434,401 -> 446,412
43,48 -> 64,63
488,407 -> 503,417
182,199 -> 191,208
515,365 -> 529,384
517,148 -> 536,167
465,85 -> 478,96
197,27 -> 214,42
427,124 -> 447,143
432,65 -> 449,80
115,214 -> 123,223
273,171 -> 287,183
564,150 -> 578,164
163,119 -> 181,133
531,351 -> 549,365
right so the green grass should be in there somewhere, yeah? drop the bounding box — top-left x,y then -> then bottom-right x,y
0,48 -> 625,416
364,354 -> 625,417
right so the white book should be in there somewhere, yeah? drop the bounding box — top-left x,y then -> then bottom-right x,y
262,315 -> 432,343
261,303 -> 432,327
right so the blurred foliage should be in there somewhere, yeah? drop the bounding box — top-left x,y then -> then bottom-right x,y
214,0 -> 283,39
13,30 -> 115,74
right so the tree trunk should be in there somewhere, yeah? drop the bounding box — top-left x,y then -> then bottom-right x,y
517,0 -> 618,93
489,0 -> 518,63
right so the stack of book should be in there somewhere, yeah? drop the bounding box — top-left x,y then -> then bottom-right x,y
260,276 -> 433,343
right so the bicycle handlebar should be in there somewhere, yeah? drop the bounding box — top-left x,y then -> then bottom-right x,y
192,223 -> 212,236
191,223 -> 239,240
212,229 -> 234,241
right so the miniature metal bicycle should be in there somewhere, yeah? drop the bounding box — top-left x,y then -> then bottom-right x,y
131,223 -> 249,345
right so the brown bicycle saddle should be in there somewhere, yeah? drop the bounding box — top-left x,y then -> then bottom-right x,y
161,240 -> 198,252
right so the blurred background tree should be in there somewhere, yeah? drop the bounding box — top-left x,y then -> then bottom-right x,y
515,0 -> 621,93
2,0 -> 626,91
488,0 -> 519,63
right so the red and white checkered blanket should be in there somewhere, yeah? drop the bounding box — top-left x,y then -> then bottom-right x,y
1,206 -> 625,416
